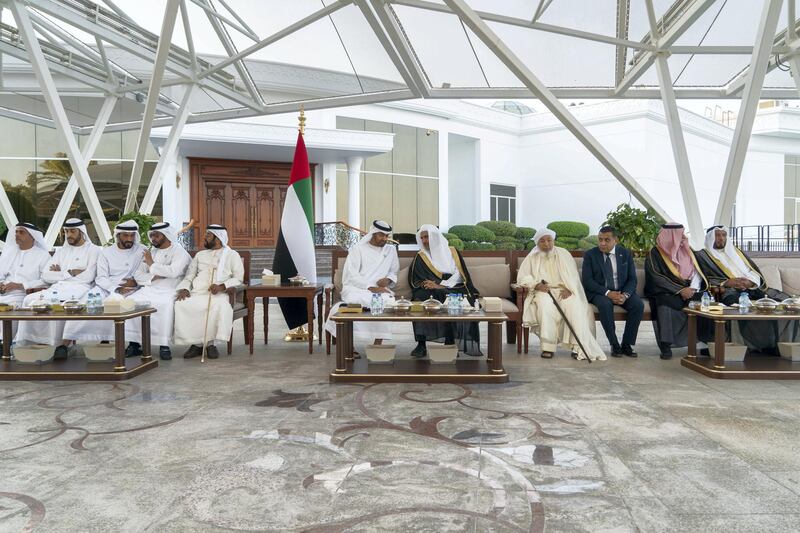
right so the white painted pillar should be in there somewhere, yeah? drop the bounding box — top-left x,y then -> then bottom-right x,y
437,129 -> 449,230
346,156 -> 363,228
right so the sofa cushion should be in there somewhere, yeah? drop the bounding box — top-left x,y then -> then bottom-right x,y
469,264 -> 512,298
500,299 -> 519,314
779,267 -> 800,295
759,264 -> 782,292
394,266 -> 412,299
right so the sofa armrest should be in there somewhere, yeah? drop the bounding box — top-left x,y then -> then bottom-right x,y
511,284 -> 528,312
227,284 -> 247,306
26,287 -> 47,295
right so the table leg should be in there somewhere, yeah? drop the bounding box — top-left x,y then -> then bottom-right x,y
317,293 -> 323,345
687,314 -> 697,358
1,320 -> 12,360
714,320 -> 726,369
307,295 -> 314,355
262,296 -> 269,344
335,321 -> 348,373
488,321 -> 504,374
141,316 -> 152,362
114,320 -> 126,372
247,293 -> 255,355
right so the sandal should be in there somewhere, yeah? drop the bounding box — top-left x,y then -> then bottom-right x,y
540,351 -> 554,359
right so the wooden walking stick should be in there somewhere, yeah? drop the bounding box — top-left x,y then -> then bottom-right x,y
541,280 -> 592,364
200,265 -> 217,364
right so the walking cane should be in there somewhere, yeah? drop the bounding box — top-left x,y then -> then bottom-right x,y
200,266 -> 217,364
541,280 -> 592,364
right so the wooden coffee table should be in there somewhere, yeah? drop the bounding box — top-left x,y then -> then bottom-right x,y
0,307 -> 157,381
329,309 -> 509,383
682,307 -> 800,379
245,282 -> 324,354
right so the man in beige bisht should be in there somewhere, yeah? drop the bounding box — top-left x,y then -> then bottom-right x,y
174,225 -> 244,360
518,228 -> 605,361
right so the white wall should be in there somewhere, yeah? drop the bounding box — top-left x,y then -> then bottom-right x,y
448,134 -> 478,227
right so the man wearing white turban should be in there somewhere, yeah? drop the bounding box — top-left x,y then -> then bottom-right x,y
696,225 -> 795,352
517,228 -> 605,361
174,225 -> 244,360
124,222 -> 191,360
0,223 -> 51,345
17,218 -> 100,360
324,220 -> 399,347
409,224 -> 481,357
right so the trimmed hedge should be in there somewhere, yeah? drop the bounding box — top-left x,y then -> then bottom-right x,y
584,234 -> 599,245
495,241 -> 522,250
555,237 -> 580,250
525,241 -> 535,250
547,221 -> 590,239
478,220 -> 517,237
464,241 -> 496,251
515,226 -> 535,240
578,239 -> 595,250
448,224 -> 496,243
442,232 -> 465,250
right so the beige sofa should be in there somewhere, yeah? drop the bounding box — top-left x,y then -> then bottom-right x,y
325,250 -> 523,354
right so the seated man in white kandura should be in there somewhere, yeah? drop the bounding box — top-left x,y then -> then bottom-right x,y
325,220 -> 399,347
518,228 -> 605,361
124,222 -> 191,361
0,223 -> 51,348
174,225 -> 244,361
17,219 -> 100,360
62,221 -> 146,348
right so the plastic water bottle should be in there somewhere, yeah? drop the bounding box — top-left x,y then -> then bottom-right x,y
447,293 -> 459,315
50,289 -> 59,306
738,291 -> 751,314
88,290 -> 100,315
700,291 -> 711,312
371,293 -> 381,316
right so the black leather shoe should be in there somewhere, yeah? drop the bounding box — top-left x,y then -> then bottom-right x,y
159,346 -> 172,360
53,345 -> 69,361
659,342 -> 672,359
206,345 -> 220,359
183,345 -> 202,359
622,345 -> 638,358
570,351 -> 579,360
611,345 -> 623,358
699,348 -> 710,356
125,342 -> 142,358
410,344 -> 427,358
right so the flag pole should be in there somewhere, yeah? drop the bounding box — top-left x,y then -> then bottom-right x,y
284,104 -> 316,343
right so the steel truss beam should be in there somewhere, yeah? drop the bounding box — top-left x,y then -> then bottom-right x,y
140,85 -> 195,215
125,0 -> 180,213
29,0 -> 260,110
715,0 -> 784,226
356,0 -> 422,96
9,0 -> 112,243
199,0 -> 264,106
391,0 -> 653,50
615,0 -> 717,95
443,0 -> 672,222
369,0 -> 430,96
726,21 -> 800,96
646,0 -> 703,246
198,0 -> 352,81
44,95 -> 117,247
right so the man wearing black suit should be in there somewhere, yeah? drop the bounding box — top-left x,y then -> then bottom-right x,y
581,226 -> 643,357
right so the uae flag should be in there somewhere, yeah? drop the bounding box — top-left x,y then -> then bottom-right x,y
272,131 -> 317,329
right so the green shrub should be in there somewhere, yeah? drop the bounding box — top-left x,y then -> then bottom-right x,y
525,241 -> 535,250
547,221 -> 590,239
578,239 -> 596,250
443,232 -> 464,250
495,240 -> 522,250
555,237 -> 580,250
448,237 -> 465,250
478,220 -> 517,237
584,234 -> 599,245
448,224 -> 496,243
493,235 -> 517,244
464,241 -> 496,251
603,203 -> 663,257
515,226 -> 535,240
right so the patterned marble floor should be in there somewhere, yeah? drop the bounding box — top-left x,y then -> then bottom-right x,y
2,305 -> 800,532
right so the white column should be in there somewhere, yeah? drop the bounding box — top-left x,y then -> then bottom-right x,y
437,130 -> 449,230
346,156 -> 363,228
